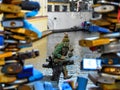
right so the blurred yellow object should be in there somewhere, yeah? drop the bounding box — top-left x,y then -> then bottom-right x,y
5,28 -> 38,40
107,13 -> 117,18
92,4 -> 101,8
90,19 -> 111,26
10,35 -> 27,40
0,52 -> 16,58
0,58 -> 5,65
106,18 -> 118,23
79,37 -> 116,47
10,0 -> 22,4
2,0 -> 22,4
0,75 -> 16,83
0,4 -> 21,13
100,82 -> 120,90
4,12 -> 25,19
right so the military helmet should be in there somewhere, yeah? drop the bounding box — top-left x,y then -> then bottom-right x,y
62,33 -> 70,42
62,33 -> 70,47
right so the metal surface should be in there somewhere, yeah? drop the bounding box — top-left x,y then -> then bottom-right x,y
100,42 -> 120,53
101,73 -> 120,80
100,32 -> 120,38
3,85 -> 18,90
97,1 -> 120,7
5,60 -> 18,64
98,76 -> 115,84
10,79 -> 28,85
97,0 -> 106,3
1,63 -> 23,74
94,5 -> 115,13
88,72 -> 115,85
2,20 -> 24,28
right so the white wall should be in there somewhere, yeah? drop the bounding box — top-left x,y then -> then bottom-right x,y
48,12 -> 92,29
39,0 -> 48,16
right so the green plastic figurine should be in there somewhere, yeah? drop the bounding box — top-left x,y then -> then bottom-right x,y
51,33 -> 73,81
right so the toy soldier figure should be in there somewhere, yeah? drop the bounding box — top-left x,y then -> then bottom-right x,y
51,33 -> 73,82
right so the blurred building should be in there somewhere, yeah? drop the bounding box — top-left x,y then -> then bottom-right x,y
48,0 -> 70,12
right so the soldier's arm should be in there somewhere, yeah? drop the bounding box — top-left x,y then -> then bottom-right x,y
53,48 -> 63,59
53,43 -> 65,59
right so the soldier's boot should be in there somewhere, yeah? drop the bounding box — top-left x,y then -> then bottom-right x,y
63,70 -> 72,79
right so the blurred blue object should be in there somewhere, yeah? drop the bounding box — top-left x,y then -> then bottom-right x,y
101,58 -> 120,65
17,65 -> 33,79
0,35 -> 4,46
44,82 -> 54,90
82,21 -> 110,33
26,10 -> 38,18
82,21 -> 91,30
28,68 -> 43,82
19,42 -> 32,48
20,1 -> 40,11
33,81 -> 58,90
89,25 -> 110,33
23,20 -> 42,38
61,82 -> 72,90
34,82 -> 45,90
76,76 -> 88,90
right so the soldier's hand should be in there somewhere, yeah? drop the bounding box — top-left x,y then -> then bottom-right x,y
68,52 -> 73,58
69,45 -> 74,52
70,48 -> 74,52
61,56 -> 66,60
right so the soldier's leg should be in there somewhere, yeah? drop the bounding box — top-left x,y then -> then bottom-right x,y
51,66 -> 62,83
62,66 -> 72,79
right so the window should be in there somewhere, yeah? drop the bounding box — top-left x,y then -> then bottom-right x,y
62,5 -> 67,12
48,5 -> 52,12
55,5 -> 60,12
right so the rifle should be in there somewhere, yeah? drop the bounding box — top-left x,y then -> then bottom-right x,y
42,56 -> 74,68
